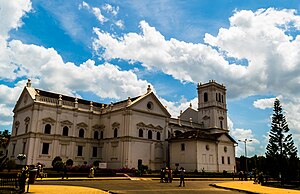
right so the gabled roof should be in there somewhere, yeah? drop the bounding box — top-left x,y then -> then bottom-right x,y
169,130 -> 217,141
127,91 -> 171,117
169,130 -> 236,144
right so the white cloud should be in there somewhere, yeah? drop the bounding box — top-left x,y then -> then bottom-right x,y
92,21 -> 247,92
159,97 -> 198,117
102,4 -> 119,16
92,9 -> 300,100
0,0 -> 32,38
230,128 -> 261,156
79,1 -> 107,23
0,0 -> 151,128
115,20 -> 124,29
253,96 -> 279,110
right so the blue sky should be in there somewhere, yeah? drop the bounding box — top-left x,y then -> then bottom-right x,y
1,0 -> 300,157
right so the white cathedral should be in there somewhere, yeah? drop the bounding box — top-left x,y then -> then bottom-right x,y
8,79 -> 236,172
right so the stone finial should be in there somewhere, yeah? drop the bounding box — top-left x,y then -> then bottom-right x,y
90,101 -> 93,111
147,85 -> 151,93
58,95 -> 62,106
127,97 -> 132,105
180,110 -> 182,115
74,98 -> 78,109
101,104 -> 105,109
189,103 -> 192,108
26,79 -> 32,87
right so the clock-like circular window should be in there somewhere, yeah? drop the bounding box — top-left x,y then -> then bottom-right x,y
147,101 -> 154,110
224,146 -> 228,152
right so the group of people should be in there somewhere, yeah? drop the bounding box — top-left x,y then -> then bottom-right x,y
160,167 -> 186,187
160,167 -> 173,183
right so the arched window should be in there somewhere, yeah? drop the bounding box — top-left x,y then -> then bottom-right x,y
139,129 -> 143,137
219,93 -> 221,102
220,121 -> 223,129
15,127 -> 18,136
222,95 -> 224,103
44,124 -> 51,134
100,131 -> 104,139
216,93 -> 218,101
114,128 -> 118,138
94,131 -> 99,139
204,92 -> 208,102
79,128 -> 85,138
25,124 -> 29,133
157,132 -> 161,140
148,130 -> 152,139
62,126 -> 69,136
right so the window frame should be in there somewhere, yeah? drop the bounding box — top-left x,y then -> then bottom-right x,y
157,132 -> 161,140
62,126 -> 69,136
42,143 -> 49,155
79,128 -> 85,138
94,131 -> 99,140
92,147 -> 97,157
148,130 -> 152,139
44,124 -> 51,134
181,143 -> 185,151
77,145 -> 83,156
138,129 -> 143,138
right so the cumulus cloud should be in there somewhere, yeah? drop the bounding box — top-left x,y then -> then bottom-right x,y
253,96 -> 280,109
0,0 -> 32,38
115,20 -> 124,29
230,128 -> 261,156
79,1 -> 107,23
0,0 -> 150,128
93,21 -> 247,90
102,4 -> 119,16
159,97 -> 198,117
92,9 -> 300,100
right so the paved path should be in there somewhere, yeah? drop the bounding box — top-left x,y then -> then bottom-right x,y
25,177 -> 300,194
214,181 -> 300,194
29,185 -> 108,194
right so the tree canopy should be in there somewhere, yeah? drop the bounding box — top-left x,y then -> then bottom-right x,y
266,99 -> 297,158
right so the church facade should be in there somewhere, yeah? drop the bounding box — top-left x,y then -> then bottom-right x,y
8,79 -> 236,172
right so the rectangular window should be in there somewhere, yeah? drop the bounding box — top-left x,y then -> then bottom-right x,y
22,142 -> 26,154
12,144 -> 16,155
42,143 -> 49,154
77,146 -> 83,156
222,156 -> 225,164
61,145 -> 67,156
181,143 -> 185,151
228,157 -> 230,164
92,147 -> 97,157
220,121 -> 223,129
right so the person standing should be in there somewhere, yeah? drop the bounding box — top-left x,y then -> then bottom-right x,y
179,167 -> 185,187
160,168 -> 165,183
62,163 -> 68,179
19,166 -> 29,193
168,167 -> 173,183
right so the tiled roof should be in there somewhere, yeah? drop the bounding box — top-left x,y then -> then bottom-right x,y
169,130 -> 236,143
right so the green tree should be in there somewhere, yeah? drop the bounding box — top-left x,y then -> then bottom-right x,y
266,99 -> 298,183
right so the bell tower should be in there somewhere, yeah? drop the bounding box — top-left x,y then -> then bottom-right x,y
197,80 -> 228,132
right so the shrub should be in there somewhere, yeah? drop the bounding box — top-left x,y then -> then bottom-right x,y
52,156 -> 62,167
66,159 -> 73,167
